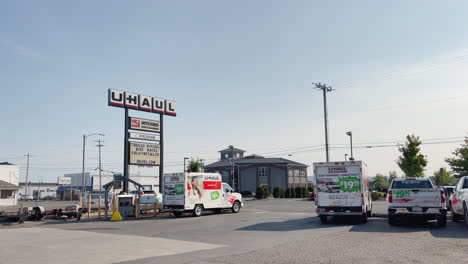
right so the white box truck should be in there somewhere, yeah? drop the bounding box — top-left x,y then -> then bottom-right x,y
314,161 -> 372,223
162,172 -> 243,217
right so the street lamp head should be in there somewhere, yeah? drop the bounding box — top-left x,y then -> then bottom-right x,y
98,133 -> 105,136
346,131 -> 352,136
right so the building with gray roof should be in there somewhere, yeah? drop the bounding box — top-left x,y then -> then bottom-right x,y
204,147 -> 308,193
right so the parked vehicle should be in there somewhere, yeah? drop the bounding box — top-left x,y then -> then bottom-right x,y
51,205 -> 83,220
314,161 -> 372,224
162,172 -> 243,217
83,192 -> 112,210
387,178 -> 447,226
441,186 -> 455,210
19,194 -> 34,201
449,176 -> 468,227
130,190 -> 162,213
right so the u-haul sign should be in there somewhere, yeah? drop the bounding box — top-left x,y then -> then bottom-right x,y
108,89 -> 176,116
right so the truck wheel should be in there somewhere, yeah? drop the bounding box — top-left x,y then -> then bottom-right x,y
231,201 -> 241,213
464,205 -> 468,228
361,213 -> 368,224
388,215 -> 397,226
193,205 -> 203,217
451,206 -> 461,222
437,215 -> 447,227
367,206 -> 373,218
319,215 -> 328,224
173,212 -> 182,218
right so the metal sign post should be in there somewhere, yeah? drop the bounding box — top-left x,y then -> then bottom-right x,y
123,108 -> 130,193
108,89 -> 176,195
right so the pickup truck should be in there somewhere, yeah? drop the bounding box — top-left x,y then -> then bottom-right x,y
387,178 -> 447,227
449,176 -> 468,227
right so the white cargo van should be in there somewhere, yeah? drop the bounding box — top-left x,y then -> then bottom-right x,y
162,172 -> 243,217
314,161 -> 372,223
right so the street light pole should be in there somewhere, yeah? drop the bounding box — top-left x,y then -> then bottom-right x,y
229,145 -> 235,190
346,131 -> 354,160
82,133 -> 105,198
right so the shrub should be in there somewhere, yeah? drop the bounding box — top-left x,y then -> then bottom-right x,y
295,187 -> 303,198
263,186 -> 270,199
302,187 -> 307,198
371,191 -> 385,201
273,187 -> 285,198
285,187 -> 295,198
255,186 -> 264,199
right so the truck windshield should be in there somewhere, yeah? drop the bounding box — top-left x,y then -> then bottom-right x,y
392,180 -> 433,189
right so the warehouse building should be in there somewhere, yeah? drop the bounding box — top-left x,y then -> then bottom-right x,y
0,162 -> 20,206
204,147 -> 308,193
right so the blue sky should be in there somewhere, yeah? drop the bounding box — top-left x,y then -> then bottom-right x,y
1,1 -> 468,183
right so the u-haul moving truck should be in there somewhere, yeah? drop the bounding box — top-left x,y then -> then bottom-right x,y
314,161 -> 372,223
162,172 -> 243,217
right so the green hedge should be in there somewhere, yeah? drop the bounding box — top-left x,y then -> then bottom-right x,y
273,187 -> 285,198
255,186 -> 270,199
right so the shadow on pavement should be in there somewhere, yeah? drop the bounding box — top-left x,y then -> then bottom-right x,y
238,215 -> 468,239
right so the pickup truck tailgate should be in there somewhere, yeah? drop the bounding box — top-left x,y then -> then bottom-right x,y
390,189 -> 442,207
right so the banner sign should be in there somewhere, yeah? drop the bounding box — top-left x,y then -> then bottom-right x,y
129,142 -> 160,166
129,117 -> 160,133
129,132 -> 160,141
108,89 -> 176,116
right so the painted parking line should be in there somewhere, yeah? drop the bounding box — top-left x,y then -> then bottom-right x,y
0,228 -> 224,264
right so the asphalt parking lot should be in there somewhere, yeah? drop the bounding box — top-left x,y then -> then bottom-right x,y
1,199 -> 467,264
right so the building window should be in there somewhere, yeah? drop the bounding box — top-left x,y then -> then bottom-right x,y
258,167 -> 268,186
0,190 -> 14,199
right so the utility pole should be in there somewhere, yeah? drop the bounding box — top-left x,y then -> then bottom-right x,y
24,153 -> 31,198
313,82 -> 334,162
229,145 -> 235,190
95,140 -> 104,190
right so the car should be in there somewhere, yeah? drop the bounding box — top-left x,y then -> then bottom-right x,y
449,176 -> 468,226
19,195 -> 34,201
83,192 -> 112,210
441,186 -> 455,209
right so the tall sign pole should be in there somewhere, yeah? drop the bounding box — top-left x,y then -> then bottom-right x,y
108,89 -> 176,195
123,108 -> 130,193
159,113 -> 164,191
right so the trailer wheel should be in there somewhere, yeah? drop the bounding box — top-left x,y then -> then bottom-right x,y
193,205 -> 203,217
319,215 -> 328,224
231,201 -> 241,213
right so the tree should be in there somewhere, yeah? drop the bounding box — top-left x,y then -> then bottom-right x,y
373,173 -> 389,190
445,137 -> 468,179
433,168 -> 453,186
388,171 -> 398,184
396,135 -> 428,177
187,159 -> 201,173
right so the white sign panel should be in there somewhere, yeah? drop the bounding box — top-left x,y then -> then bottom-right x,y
108,89 -> 176,116
129,142 -> 160,166
129,117 -> 160,133
129,132 -> 160,141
